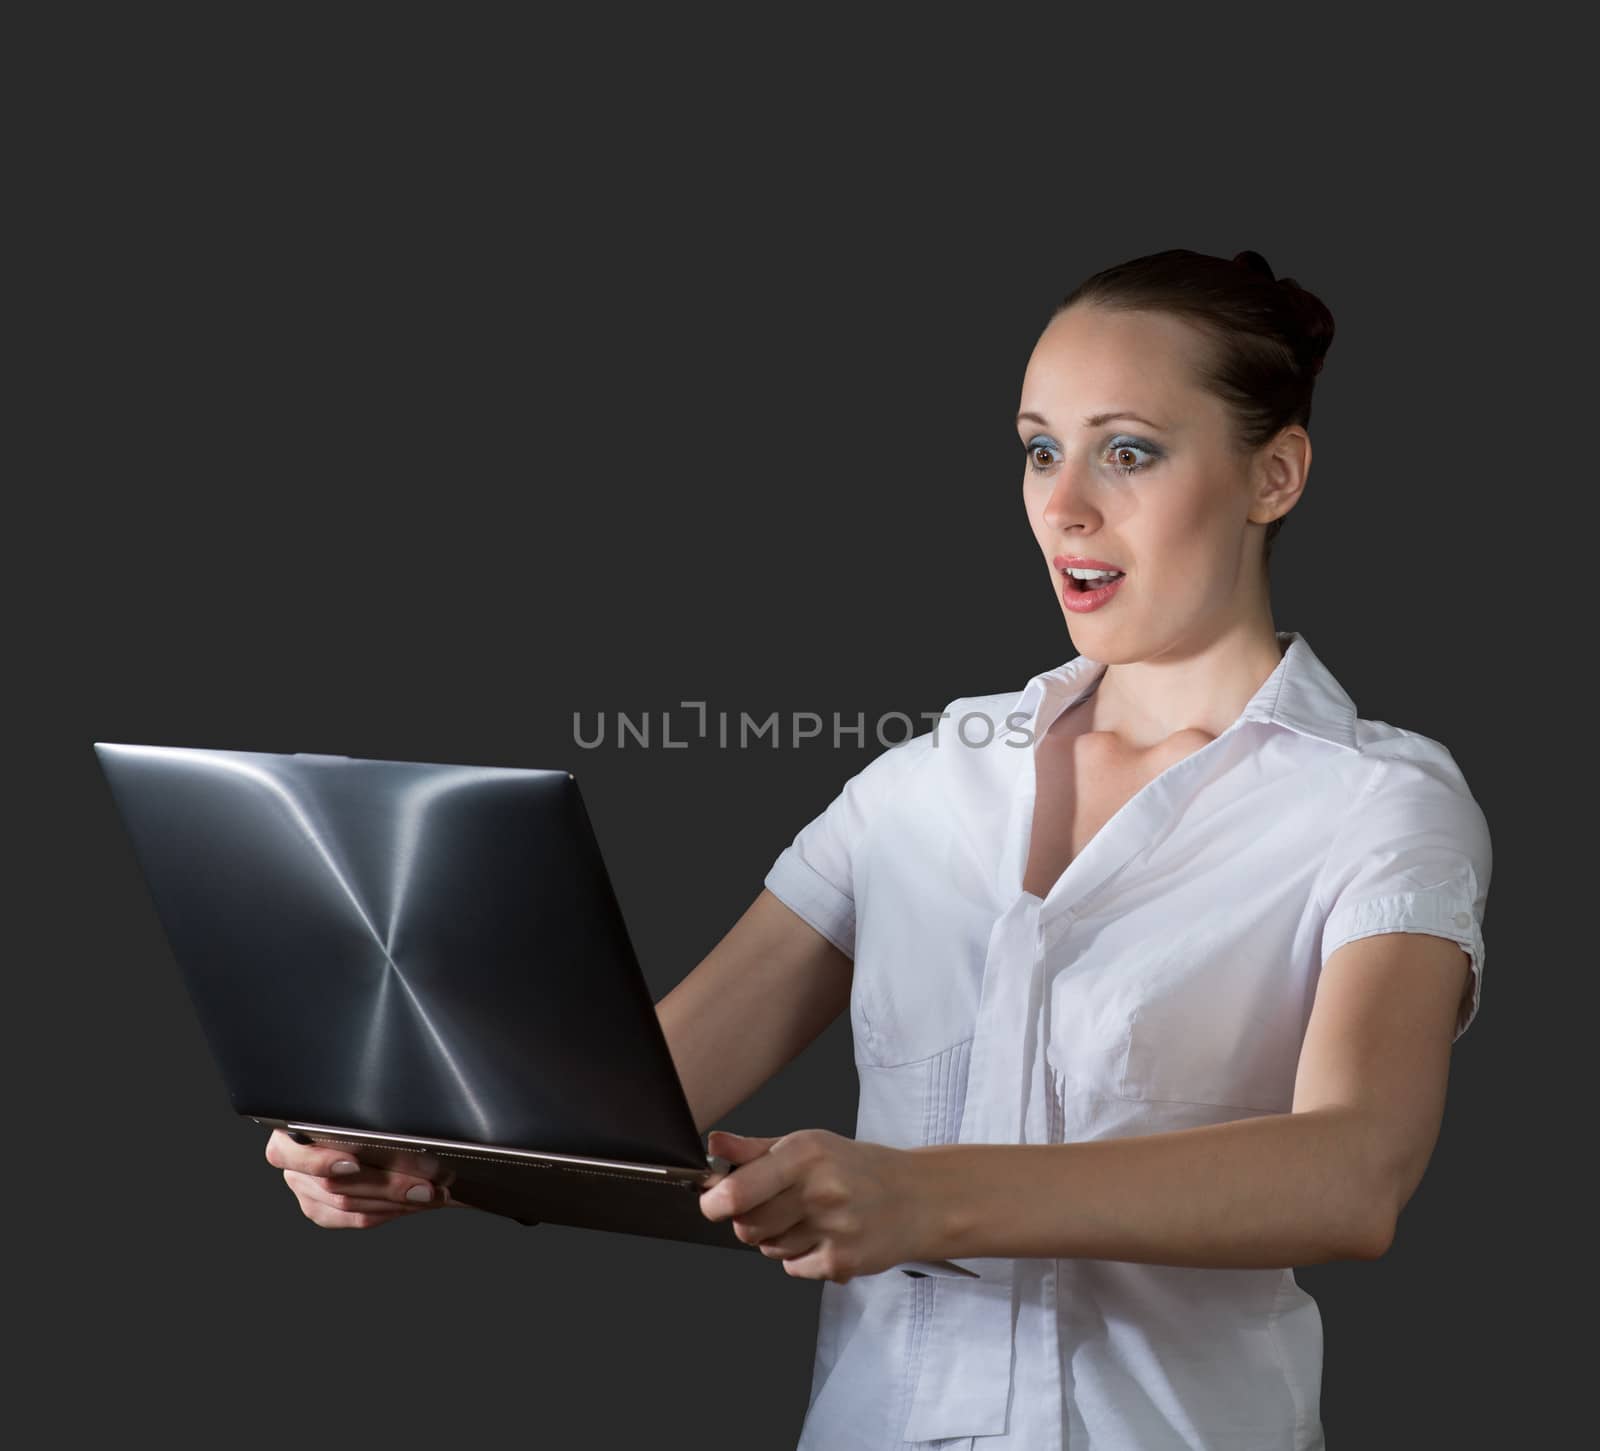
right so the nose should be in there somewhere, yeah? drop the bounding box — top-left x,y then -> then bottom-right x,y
1040,460 -> 1101,535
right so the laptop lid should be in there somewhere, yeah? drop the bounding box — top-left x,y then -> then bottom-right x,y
93,742 -> 708,1173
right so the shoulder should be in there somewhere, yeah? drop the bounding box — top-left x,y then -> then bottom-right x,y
848,683 -> 1034,791
940,686 -> 1032,720
1327,715 -> 1492,871
933,686 -> 1037,741
1350,716 -> 1484,809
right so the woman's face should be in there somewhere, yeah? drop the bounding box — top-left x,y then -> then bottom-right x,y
1017,304 -> 1286,660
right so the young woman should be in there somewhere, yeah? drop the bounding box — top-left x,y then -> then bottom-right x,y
267,249 -> 1493,1451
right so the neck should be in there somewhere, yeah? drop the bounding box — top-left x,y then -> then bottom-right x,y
1088,615 -> 1287,750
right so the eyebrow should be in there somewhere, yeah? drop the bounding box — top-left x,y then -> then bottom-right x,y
1016,409 -> 1167,431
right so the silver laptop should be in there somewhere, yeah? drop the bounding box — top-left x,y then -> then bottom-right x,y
93,742 -> 974,1276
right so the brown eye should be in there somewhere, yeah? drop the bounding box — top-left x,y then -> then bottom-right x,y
1023,439 -> 1062,472
1108,442 -> 1159,475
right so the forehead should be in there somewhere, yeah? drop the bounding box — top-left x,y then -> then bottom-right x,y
1019,305 -> 1215,424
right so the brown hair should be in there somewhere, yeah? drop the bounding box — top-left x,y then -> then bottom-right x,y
1053,248 -> 1335,571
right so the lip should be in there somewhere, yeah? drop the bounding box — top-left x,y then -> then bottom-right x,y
1059,568 -> 1126,614
1054,555 -> 1124,571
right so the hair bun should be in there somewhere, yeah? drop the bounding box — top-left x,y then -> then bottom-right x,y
1231,249 -> 1276,282
1232,251 -> 1334,376
1275,274 -> 1335,376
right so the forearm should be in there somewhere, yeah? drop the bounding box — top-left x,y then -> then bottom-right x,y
657,994 -> 763,1138
656,889 -> 853,1136
907,1106 -> 1394,1268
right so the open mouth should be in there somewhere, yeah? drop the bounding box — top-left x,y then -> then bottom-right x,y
1062,569 -> 1126,592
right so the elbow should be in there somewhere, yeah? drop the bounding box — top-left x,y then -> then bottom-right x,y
1346,1212 -> 1396,1262
1338,1124 -> 1409,1261
1340,1183 -> 1399,1262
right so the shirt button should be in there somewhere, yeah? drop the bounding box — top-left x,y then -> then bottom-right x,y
1452,911 -> 1472,929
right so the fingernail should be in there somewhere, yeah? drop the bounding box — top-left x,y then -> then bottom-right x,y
330,1160 -> 360,1177
405,1184 -> 434,1203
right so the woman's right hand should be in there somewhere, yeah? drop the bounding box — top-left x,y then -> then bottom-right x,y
265,1128 -> 456,1229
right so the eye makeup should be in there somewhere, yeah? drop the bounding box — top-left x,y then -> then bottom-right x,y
1021,433 -> 1163,477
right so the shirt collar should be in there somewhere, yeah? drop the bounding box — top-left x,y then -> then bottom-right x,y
1017,629 -> 1359,754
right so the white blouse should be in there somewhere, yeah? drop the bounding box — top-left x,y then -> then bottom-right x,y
762,630 -> 1492,1451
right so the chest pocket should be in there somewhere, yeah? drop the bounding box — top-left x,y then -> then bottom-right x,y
854,1035 -> 974,1151
1047,914 -> 1305,1115
849,808 -> 995,1069
849,927 -> 988,1069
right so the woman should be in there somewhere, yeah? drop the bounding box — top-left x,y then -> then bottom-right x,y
266,249 -> 1493,1451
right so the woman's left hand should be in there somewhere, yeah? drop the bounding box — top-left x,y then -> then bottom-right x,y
698,1128 -> 933,1283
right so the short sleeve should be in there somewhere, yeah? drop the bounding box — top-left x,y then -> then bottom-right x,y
762,736 -> 926,960
1316,753 -> 1494,1043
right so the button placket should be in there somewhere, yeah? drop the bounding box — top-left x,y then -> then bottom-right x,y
908,661 -> 1254,1445
901,895 -> 1039,1443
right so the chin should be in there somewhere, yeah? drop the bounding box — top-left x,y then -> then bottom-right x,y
1062,615 -> 1139,663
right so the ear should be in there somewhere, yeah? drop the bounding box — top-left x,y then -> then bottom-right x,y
1249,424 -> 1311,527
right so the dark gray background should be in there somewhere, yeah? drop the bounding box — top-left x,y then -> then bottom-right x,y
17,16 -> 1580,1450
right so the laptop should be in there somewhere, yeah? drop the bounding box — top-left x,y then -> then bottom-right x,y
93,742 -> 975,1278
